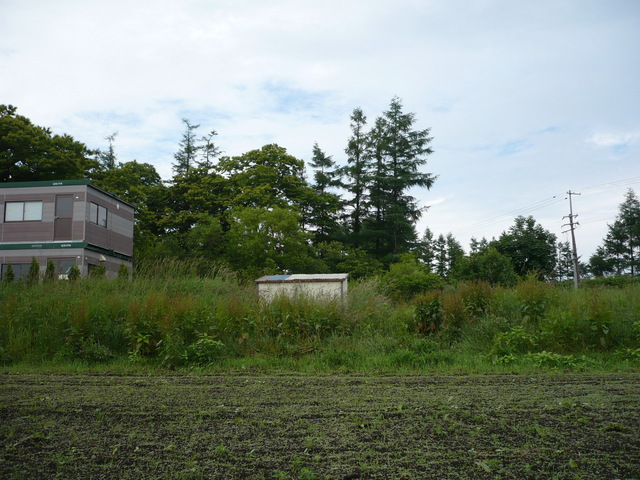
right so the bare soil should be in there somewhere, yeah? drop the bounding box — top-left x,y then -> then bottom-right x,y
1,373 -> 639,479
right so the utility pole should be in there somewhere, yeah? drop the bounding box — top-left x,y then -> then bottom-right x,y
563,191 -> 581,289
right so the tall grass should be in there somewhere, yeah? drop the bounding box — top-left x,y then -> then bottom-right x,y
1,263 -> 639,372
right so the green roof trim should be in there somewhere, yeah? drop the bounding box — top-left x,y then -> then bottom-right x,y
0,180 -> 92,189
0,241 -> 88,250
0,242 -> 132,261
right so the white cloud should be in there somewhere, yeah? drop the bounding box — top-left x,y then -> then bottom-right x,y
1,0 -> 639,258
588,131 -> 640,148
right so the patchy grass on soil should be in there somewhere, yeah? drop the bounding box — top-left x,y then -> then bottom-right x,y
1,373 -> 639,479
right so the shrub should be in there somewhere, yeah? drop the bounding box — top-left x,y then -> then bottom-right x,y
27,257 -> 40,283
540,288 -> 634,353
583,276 -> 640,289
385,254 -> 444,299
515,276 -> 553,323
44,260 -> 56,282
490,326 -> 539,357
68,264 -> 81,281
440,289 -> 467,330
2,263 -> 14,283
525,351 -> 591,370
182,333 -> 225,365
89,264 -> 106,278
118,264 -> 129,279
412,291 -> 442,334
458,281 -> 493,318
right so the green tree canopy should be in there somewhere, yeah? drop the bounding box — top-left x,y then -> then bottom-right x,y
0,105 -> 98,182
216,144 -> 312,211
223,206 -> 313,276
92,160 -> 167,257
453,247 -> 518,287
495,216 -> 557,279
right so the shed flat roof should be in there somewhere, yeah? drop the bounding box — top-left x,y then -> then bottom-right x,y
255,274 -> 348,283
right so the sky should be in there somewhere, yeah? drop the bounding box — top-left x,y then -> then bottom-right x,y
1,0 -> 639,260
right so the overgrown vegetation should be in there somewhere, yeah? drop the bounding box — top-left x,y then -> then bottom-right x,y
1,261 -> 638,372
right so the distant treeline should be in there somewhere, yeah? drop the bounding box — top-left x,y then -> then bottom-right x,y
1,103 -> 638,282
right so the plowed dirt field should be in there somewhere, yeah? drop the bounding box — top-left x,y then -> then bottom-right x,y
1,373 -> 639,479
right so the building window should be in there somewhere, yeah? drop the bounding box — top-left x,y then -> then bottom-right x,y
4,201 -> 43,222
1,263 -> 31,280
47,258 -> 77,280
89,202 -> 108,228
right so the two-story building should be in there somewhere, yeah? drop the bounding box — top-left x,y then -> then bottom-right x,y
0,180 -> 134,279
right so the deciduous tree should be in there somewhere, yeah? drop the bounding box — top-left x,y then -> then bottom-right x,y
495,216 -> 557,279
0,105 -> 98,182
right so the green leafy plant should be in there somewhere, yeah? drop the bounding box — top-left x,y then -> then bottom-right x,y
412,291 -> 442,334
525,351 -> 590,370
181,333 -> 225,365
490,326 -> 539,357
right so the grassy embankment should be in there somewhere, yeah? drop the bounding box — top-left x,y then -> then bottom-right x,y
1,261 -> 639,373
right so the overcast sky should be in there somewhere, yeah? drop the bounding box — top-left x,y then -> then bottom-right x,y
1,0 -> 639,259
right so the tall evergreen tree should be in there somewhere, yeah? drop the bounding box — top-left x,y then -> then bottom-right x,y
342,107 -> 371,247
555,241 -> 574,281
364,97 -> 436,259
617,188 -> 640,276
590,189 -> 640,276
310,142 -> 340,193
416,227 -> 436,271
306,143 -> 343,244
198,129 -> 222,170
97,132 -> 118,170
432,234 -> 448,277
364,116 -> 392,256
172,118 -> 200,176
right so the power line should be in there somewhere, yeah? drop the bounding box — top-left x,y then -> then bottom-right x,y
447,176 -> 640,237
578,176 -> 640,194
449,195 -> 564,236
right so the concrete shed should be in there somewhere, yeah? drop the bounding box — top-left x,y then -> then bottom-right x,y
255,274 -> 348,302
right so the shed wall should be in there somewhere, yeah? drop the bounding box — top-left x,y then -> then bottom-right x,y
257,280 -> 347,302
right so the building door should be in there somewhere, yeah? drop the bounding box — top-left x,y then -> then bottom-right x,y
54,195 -> 73,240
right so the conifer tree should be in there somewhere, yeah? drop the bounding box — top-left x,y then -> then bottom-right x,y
97,132 -> 118,170
364,97 -> 436,259
343,108 -> 371,247
590,189 -> 640,276
198,130 -> 222,169
172,118 -> 200,176
306,143 -> 343,244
